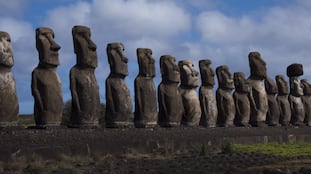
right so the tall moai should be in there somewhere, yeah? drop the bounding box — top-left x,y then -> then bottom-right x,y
105,43 -> 133,128
69,26 -> 100,128
32,27 -> 63,127
233,72 -> 250,127
275,75 -> 291,126
199,59 -> 218,128
216,65 -> 235,127
134,48 -> 157,128
0,31 -> 19,127
158,55 -> 184,127
247,52 -> 268,127
287,63 -> 305,126
178,60 -> 201,126
264,76 -> 280,126
301,79 -> 311,126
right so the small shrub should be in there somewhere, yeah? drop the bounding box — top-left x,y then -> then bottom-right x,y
221,142 -> 234,154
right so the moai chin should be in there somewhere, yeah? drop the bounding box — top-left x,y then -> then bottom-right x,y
287,63 -> 305,126
216,65 -> 235,127
158,55 -> 184,127
178,60 -> 201,126
0,31 -> 19,127
134,48 -> 157,128
31,27 -> 63,127
233,72 -> 250,127
105,42 -> 133,128
69,26 -> 100,128
301,79 -> 311,126
264,76 -> 280,126
198,59 -> 218,128
275,75 -> 291,126
247,52 -> 268,127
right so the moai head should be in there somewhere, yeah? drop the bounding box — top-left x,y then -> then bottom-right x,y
0,31 -> 13,68
275,75 -> 289,95
199,59 -> 215,87
233,72 -> 250,93
301,79 -> 311,95
178,60 -> 199,88
160,55 -> 180,83
216,65 -> 234,90
248,52 -> 267,80
265,76 -> 278,95
36,27 -> 61,67
72,26 -> 97,68
287,63 -> 304,97
107,43 -> 128,77
137,48 -> 155,77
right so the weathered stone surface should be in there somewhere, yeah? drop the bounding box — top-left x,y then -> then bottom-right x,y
158,55 -> 184,127
69,26 -> 100,128
178,60 -> 201,126
216,65 -> 235,127
301,79 -> 311,126
134,48 -> 157,128
248,52 -> 268,127
105,43 -> 133,128
276,75 -> 291,126
32,27 -> 63,127
0,31 -> 18,127
198,59 -> 218,128
233,72 -> 250,127
265,76 -> 280,126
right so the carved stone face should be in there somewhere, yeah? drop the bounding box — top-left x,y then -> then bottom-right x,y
275,75 -> 288,95
290,77 -> 303,96
72,26 -> 97,68
199,59 -> 215,87
264,76 -> 278,94
301,79 -> 311,95
178,60 -> 199,88
36,27 -> 61,66
107,43 -> 128,76
160,55 -> 180,83
234,72 -> 250,93
216,65 -> 234,90
248,52 -> 267,80
137,48 -> 155,77
0,32 -> 13,67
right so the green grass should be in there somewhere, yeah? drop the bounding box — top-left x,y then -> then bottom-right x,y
18,114 -> 35,128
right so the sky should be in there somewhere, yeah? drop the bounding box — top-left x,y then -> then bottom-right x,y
1,0 -> 311,114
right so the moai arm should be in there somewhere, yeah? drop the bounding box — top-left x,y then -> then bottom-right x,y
31,71 -> 43,112
234,94 -> 242,117
134,80 -> 143,113
106,80 -> 115,113
159,87 -> 168,117
70,69 -> 80,112
249,90 -> 258,112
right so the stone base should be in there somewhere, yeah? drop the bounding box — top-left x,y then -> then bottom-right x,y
251,121 -> 267,127
68,121 -> 99,128
134,121 -> 157,128
158,122 -> 180,128
0,122 -> 18,127
106,121 -> 134,128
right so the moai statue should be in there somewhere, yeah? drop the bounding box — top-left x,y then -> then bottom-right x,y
233,72 -> 250,127
301,79 -> 311,126
247,52 -> 268,127
105,43 -> 133,128
158,55 -> 184,127
134,48 -> 157,128
264,76 -> 280,126
216,65 -> 235,127
32,27 -> 63,127
0,31 -> 19,127
69,26 -> 100,128
178,60 -> 201,126
198,59 -> 218,128
276,75 -> 291,126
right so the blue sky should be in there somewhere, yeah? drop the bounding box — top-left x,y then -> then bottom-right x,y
1,0 -> 311,114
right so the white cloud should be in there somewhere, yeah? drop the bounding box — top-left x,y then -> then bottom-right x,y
0,0 -> 27,16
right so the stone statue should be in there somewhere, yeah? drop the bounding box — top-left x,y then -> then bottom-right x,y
287,63 -> 305,126
178,60 -> 201,126
216,65 -> 235,127
275,75 -> 291,126
134,48 -> 157,128
0,31 -> 18,127
105,43 -> 133,128
233,72 -> 250,127
301,79 -> 311,126
247,52 -> 268,127
198,59 -> 218,128
69,26 -> 100,127
264,76 -> 280,126
32,27 -> 63,127
158,55 -> 184,127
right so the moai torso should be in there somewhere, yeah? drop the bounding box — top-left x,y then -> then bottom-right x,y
105,43 -> 133,128
233,72 -> 250,127
32,27 -> 63,127
198,60 -> 218,128
70,26 -> 100,127
0,32 -> 18,126
301,79 -> 311,126
276,75 -> 291,126
216,65 -> 235,127
178,60 -> 201,126
265,76 -> 280,126
158,55 -> 184,127
134,48 -> 157,128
